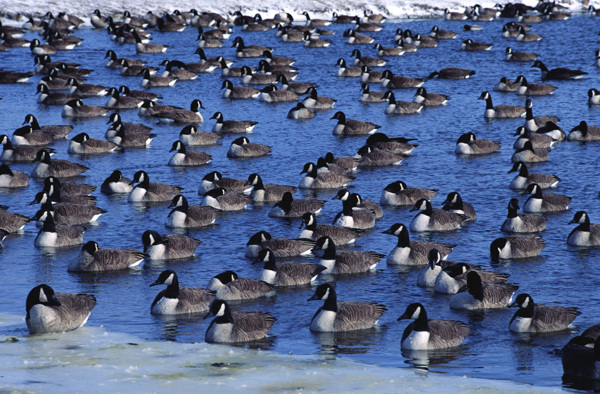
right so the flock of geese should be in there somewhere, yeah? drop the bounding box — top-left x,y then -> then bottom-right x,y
1,1 -> 600,385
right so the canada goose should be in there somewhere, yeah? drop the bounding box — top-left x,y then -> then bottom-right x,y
526,120 -> 564,141
91,9 -> 108,28
31,198 -> 105,226
450,271 -> 519,310
444,8 -> 468,20
308,283 -> 386,332
398,303 -> 469,350
502,198 -> 547,233
568,121 -> 600,142
509,293 -> 580,333
428,67 -> 475,79
287,103 -> 315,119
69,240 -> 146,272
0,164 -> 29,188
241,66 -> 277,85
204,299 -> 276,343
36,83 -> 79,106
478,91 -> 525,119
168,141 -> 211,166
118,85 -> 160,102
246,231 -> 315,259
523,183 -> 571,213
365,133 -> 418,155
232,37 -> 270,57
511,141 -> 549,163
0,136 -> 51,162
258,85 -> 300,103
382,91 -> 423,115
332,12 -> 356,24
343,29 -> 374,44
531,60 -> 587,81
381,70 -> 424,89
561,335 -> 600,381
68,132 -> 118,155
197,171 -> 250,196
455,132 -> 501,155
350,48 -> 385,67
156,17 -> 185,32
105,50 -> 143,69
34,215 -> 85,247
302,87 -> 336,109
61,99 -> 110,118
227,137 -> 271,158
31,150 -> 88,179
301,11 -> 330,27
334,189 -> 382,219
101,170 -> 132,194
197,33 -> 223,48
429,25 -> 457,40
207,270 -> 274,301
299,162 -> 353,189
568,211 -> 600,247
26,284 -> 96,334
30,38 -> 57,55
516,26 -> 541,42
246,173 -> 296,203
513,126 -> 555,149
335,58 -> 362,78
324,152 -> 359,173
11,125 -> 54,146
183,51 -> 219,73
332,193 -> 376,230
434,263 -> 510,295
331,111 -> 380,136
257,248 -> 324,286
150,270 -> 214,315
269,191 -> 325,218
133,30 -> 167,54
410,199 -> 464,232
119,59 -> 158,77
275,74 -> 314,95
413,87 -> 449,107
494,77 -> 520,93
383,223 -> 454,266
441,192 -> 476,221
461,38 -> 492,51
160,60 -> 197,80
141,230 -> 200,260
201,187 -> 251,211
66,78 -> 108,98
0,207 -> 30,232
589,88 -> 600,106
299,212 -> 359,245
361,10 -> 386,24
312,236 -> 384,275
128,170 -> 182,203
166,194 -> 218,228
417,249 -> 458,288
105,88 -> 143,109
359,83 -> 387,103
140,68 -> 176,88
373,43 -> 404,57
221,79 -> 259,99
508,161 -> 559,190
302,30 -> 331,48
111,126 -> 156,149
211,111 -> 257,134
515,75 -> 556,96
178,125 -> 221,146
380,180 -> 437,207
490,235 -> 545,262
505,47 -> 539,62
106,114 -> 153,138
360,65 -> 384,84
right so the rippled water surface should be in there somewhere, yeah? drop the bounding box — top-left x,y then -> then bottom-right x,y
1,11 -> 600,391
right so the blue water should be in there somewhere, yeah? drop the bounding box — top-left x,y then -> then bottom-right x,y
1,10 -> 599,391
